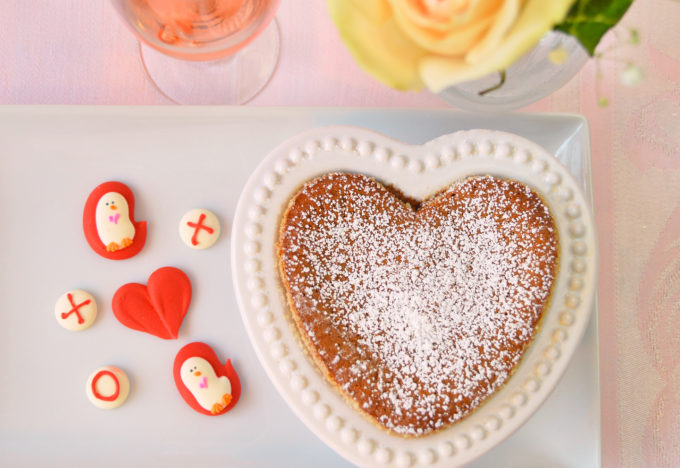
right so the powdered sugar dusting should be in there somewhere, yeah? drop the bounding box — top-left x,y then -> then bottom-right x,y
279,173 -> 558,436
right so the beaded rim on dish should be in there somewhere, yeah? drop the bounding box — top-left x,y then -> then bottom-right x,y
231,126 -> 597,468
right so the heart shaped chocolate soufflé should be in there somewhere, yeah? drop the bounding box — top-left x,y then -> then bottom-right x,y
278,173 -> 559,437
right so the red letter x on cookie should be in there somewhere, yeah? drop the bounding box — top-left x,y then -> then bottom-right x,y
61,293 -> 91,325
187,213 -> 214,246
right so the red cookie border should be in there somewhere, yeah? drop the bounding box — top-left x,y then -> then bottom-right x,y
83,181 -> 147,260
173,342 -> 242,416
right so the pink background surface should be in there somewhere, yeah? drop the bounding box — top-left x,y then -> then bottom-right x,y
2,1 -> 679,466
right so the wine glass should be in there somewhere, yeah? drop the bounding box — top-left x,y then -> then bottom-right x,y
110,0 -> 281,104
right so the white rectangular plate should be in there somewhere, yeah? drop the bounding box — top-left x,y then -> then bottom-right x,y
0,107 -> 598,467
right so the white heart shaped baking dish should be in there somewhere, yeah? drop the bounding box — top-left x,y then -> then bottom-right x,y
231,126 -> 597,467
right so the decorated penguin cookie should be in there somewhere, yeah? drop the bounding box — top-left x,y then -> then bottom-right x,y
112,267 -> 192,339
55,289 -> 97,331
83,181 -> 147,260
86,366 -> 130,409
179,208 -> 221,250
173,342 -> 241,415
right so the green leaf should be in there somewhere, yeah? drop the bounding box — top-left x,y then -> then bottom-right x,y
554,0 -> 635,55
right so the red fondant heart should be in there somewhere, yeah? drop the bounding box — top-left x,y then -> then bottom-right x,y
112,267 -> 192,339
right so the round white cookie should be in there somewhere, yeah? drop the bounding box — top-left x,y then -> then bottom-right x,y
179,208 -> 221,250
55,289 -> 97,331
86,366 -> 130,409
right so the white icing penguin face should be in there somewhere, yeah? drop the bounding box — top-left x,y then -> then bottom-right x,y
180,357 -> 214,390
96,192 -> 129,219
179,356 -> 232,414
95,191 -> 136,250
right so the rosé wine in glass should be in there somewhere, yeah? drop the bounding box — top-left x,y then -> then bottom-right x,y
111,0 -> 281,104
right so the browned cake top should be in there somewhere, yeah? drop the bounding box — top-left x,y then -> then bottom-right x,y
279,173 -> 558,436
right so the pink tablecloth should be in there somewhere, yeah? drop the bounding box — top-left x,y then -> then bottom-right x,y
2,1 -> 679,466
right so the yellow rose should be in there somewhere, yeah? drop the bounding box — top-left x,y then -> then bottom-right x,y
328,0 -> 577,92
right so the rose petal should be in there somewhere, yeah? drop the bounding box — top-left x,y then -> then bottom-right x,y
347,0 -> 392,22
420,0 -> 576,92
398,0 -> 503,31
466,0 -> 521,64
391,0 -> 495,56
328,0 -> 426,90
